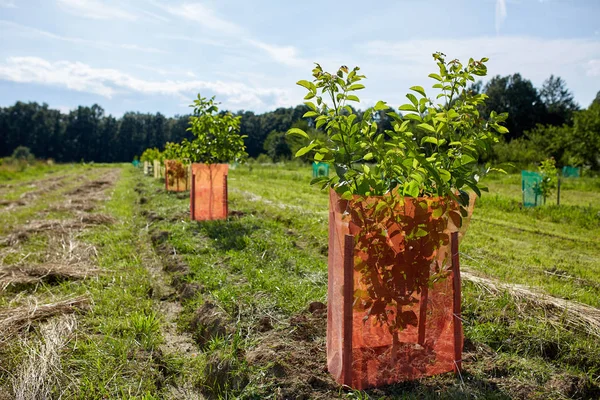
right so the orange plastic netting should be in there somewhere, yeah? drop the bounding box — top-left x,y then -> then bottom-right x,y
190,164 -> 228,221
327,190 -> 473,389
164,160 -> 190,192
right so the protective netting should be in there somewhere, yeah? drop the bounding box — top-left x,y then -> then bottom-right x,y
313,162 -> 330,178
521,170 -> 543,207
191,164 -> 228,221
562,166 -> 580,178
327,190 -> 473,389
164,160 -> 190,192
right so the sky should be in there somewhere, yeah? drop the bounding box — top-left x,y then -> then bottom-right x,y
0,0 -> 598,117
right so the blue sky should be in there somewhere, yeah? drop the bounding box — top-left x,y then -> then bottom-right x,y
0,0 -> 598,116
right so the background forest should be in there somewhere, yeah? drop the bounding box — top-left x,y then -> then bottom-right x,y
2,73 -> 599,171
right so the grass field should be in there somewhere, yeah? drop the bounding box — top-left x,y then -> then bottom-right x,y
1,162 -> 599,399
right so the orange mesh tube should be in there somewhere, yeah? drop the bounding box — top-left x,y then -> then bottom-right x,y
190,164 -> 229,221
327,190 -> 473,389
164,160 -> 190,192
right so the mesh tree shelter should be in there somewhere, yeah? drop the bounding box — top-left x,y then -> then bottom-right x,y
164,160 -> 190,192
327,191 -> 473,389
521,170 -> 543,207
190,164 -> 228,221
313,162 -> 330,178
562,166 -> 580,178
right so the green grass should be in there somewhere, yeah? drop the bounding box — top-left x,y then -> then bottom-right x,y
133,163 -> 600,399
2,163 -> 600,399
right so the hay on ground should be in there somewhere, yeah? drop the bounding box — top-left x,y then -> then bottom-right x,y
0,295 -> 91,344
462,270 -> 600,339
0,263 -> 103,290
11,315 -> 77,400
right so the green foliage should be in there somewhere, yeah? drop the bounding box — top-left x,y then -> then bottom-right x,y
538,158 -> 558,201
11,146 -> 34,162
289,53 -> 508,343
289,53 -> 508,209
263,131 -> 291,161
186,94 -> 247,165
140,147 -> 163,162
163,142 -> 186,162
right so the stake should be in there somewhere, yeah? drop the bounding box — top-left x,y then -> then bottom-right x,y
342,234 -> 354,387
451,231 -> 462,373
190,169 -> 196,220
557,176 -> 561,206
223,173 -> 228,219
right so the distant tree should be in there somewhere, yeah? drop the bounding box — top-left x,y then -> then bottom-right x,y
571,101 -> 600,169
540,75 -> 578,125
11,146 -> 34,162
263,131 -> 291,161
482,74 -> 547,140
594,90 -> 600,106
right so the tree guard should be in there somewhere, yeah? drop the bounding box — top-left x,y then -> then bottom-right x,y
164,160 -> 190,192
190,164 -> 228,221
327,190 -> 472,389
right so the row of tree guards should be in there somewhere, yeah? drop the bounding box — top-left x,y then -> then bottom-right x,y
140,52 -> 510,390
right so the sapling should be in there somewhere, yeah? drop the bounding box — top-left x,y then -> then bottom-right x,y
289,53 -> 508,364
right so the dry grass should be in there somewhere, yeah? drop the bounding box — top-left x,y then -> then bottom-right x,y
11,315 -> 77,400
462,270 -> 600,339
0,295 -> 91,345
0,214 -> 116,246
0,263 -> 103,290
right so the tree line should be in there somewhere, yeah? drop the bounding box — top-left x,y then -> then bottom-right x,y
1,73 -> 598,169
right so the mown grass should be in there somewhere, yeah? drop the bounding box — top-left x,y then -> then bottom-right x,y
136,163 -> 600,398
3,162 -> 599,399
0,165 -> 184,398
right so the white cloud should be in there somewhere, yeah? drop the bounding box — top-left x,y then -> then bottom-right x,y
0,0 -> 16,8
244,39 -> 307,67
358,36 -> 600,81
0,56 -> 296,110
0,20 -> 166,54
57,0 -> 137,21
496,0 -> 507,34
159,2 -> 305,68
163,2 -> 241,34
586,59 -> 600,77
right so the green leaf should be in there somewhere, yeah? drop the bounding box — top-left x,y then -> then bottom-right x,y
399,104 -> 418,112
417,123 -> 435,133
374,101 -> 388,111
410,86 -> 427,97
348,84 -> 365,91
403,180 -> 420,197
494,125 -> 509,134
297,80 -> 314,91
346,95 -> 360,102
287,128 -> 309,139
302,111 -> 319,118
363,152 -> 374,161
421,136 -> 438,146
428,73 -> 443,82
406,93 -> 418,107
295,143 -> 316,157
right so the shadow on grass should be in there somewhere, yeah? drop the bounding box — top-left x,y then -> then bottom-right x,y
196,219 -> 257,251
364,371 -> 512,400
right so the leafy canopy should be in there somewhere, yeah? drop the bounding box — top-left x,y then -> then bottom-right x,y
288,52 -> 508,210
140,147 -> 163,162
185,94 -> 248,164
